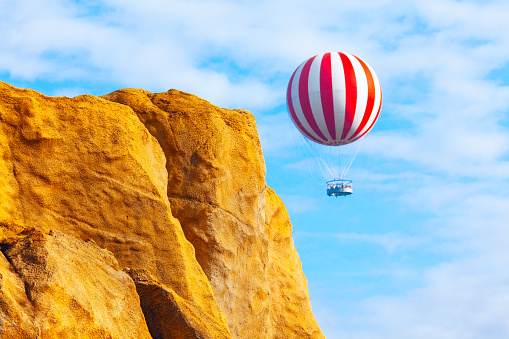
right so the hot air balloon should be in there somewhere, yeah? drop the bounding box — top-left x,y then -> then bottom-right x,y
286,52 -> 382,196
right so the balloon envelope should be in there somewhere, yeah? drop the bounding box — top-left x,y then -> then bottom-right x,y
286,52 -> 382,146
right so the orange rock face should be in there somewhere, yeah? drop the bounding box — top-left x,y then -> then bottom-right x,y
0,81 -> 230,338
0,81 -> 324,338
126,268 -> 230,339
0,229 -> 151,338
265,188 -> 325,339
103,88 -> 325,339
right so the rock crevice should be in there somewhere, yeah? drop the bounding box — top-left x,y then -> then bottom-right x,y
0,81 -> 325,338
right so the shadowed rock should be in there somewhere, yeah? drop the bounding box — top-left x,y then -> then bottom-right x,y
0,81 -> 324,338
126,268 -> 230,339
104,89 -> 325,339
0,229 -> 151,338
0,81 -> 231,338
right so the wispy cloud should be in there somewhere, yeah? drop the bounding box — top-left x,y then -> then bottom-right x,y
277,194 -> 322,214
294,230 -> 426,254
336,232 -> 426,254
257,111 -> 296,155
3,0 -> 509,338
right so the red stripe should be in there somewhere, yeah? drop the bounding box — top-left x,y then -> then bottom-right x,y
299,56 -> 328,142
339,53 -> 357,140
348,56 -> 375,140
287,69 -> 323,144
350,80 -> 382,143
320,52 -> 336,141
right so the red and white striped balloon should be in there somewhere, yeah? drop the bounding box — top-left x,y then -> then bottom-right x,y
287,52 -> 382,146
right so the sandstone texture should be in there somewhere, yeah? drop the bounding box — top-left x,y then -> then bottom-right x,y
0,80 -> 324,338
0,229 -> 151,338
126,268 -> 228,339
103,88 -> 325,339
265,187 -> 324,338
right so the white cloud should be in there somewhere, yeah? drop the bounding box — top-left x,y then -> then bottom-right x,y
296,230 -> 426,254
277,194 -> 322,214
336,232 -> 426,254
257,111 -> 297,155
348,255 -> 509,339
315,192 -> 509,338
0,0 -> 284,108
3,0 -> 509,338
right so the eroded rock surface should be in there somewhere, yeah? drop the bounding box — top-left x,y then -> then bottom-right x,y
265,188 -> 324,339
103,88 -> 325,339
0,81 -> 230,338
126,268 -> 230,339
0,80 -> 324,338
0,243 -> 34,338
0,229 -> 151,338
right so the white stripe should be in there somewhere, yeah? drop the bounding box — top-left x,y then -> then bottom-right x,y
354,61 -> 381,138
308,53 -> 332,141
288,63 -> 311,138
345,53 -> 368,140
290,59 -> 322,141
330,52 -> 346,143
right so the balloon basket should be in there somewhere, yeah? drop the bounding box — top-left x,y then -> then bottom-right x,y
326,179 -> 353,197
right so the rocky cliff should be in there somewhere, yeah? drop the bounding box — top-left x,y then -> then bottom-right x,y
0,81 -> 325,339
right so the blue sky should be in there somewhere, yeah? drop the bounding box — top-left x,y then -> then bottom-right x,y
2,0 -> 509,338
